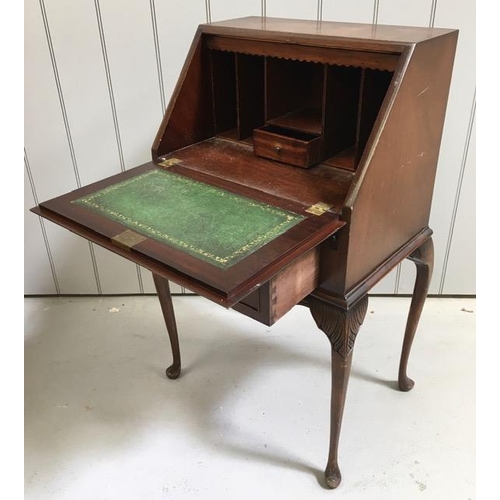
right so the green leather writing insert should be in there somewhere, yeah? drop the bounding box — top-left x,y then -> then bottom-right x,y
73,169 -> 305,269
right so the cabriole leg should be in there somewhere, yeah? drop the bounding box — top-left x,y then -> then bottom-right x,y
309,295 -> 368,489
398,237 -> 434,391
153,273 -> 181,380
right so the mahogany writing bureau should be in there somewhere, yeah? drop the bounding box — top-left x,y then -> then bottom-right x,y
32,17 -> 458,489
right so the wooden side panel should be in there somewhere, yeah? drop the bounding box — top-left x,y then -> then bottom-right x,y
271,247 -> 319,323
152,33 -> 214,158
342,33 -> 459,290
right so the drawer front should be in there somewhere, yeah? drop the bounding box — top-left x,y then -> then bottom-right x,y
232,285 -> 272,326
253,126 -> 323,168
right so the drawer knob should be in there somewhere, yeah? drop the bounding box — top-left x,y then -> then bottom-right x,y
274,145 -> 281,153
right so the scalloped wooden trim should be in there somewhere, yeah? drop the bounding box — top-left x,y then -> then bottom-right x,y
206,36 -> 399,72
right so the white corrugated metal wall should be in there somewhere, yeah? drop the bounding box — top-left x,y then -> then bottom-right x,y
24,0 -> 475,295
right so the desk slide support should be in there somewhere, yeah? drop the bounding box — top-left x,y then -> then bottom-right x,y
309,294 -> 369,489
153,273 -> 182,379
398,237 -> 434,391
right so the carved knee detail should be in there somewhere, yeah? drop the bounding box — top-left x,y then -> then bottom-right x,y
309,296 -> 369,358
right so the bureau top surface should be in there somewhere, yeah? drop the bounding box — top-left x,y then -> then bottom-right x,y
202,16 -> 456,47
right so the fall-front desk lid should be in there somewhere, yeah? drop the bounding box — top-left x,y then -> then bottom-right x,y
32,162 -> 344,306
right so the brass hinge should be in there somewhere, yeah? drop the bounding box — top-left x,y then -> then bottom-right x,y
305,202 -> 332,216
111,229 -> 147,251
158,157 -> 182,168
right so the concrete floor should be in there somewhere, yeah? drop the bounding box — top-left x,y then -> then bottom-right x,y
25,296 -> 475,500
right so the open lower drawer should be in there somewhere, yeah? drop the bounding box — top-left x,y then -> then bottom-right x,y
32,160 -> 344,322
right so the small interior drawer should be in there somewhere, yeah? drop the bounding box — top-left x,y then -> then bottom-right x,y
253,125 -> 323,168
232,247 -> 319,326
